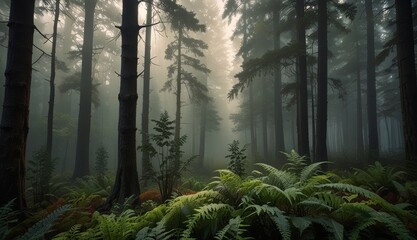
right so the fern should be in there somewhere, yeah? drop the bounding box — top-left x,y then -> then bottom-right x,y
52,224 -> 81,240
310,217 -> 344,240
182,203 -> 234,239
136,221 -> 176,240
18,205 -> 70,240
244,204 -> 291,240
214,216 -> 249,240
0,199 -> 17,240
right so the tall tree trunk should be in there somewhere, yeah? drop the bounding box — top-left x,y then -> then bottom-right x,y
395,0 -> 417,162
106,0 -> 141,206
262,77 -> 268,162
249,84 -> 257,159
0,0 -> 35,209
315,0 -> 327,164
365,0 -> 379,159
174,28 -> 183,169
295,0 -> 310,158
73,0 -> 97,178
273,6 -> 285,162
47,0 -> 60,163
199,101 -> 207,168
355,39 -> 364,160
141,0 -> 153,181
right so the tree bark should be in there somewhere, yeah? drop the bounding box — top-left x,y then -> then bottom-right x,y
0,0 -> 35,210
295,0 -> 310,158
174,28 -> 183,169
395,0 -> 417,162
315,0 -> 327,164
262,77 -> 268,162
273,6 -> 285,162
106,0 -> 141,205
365,0 -> 379,159
141,0 -> 153,181
355,38 -> 364,160
199,101 -> 207,168
73,0 -> 97,178
47,0 -> 60,163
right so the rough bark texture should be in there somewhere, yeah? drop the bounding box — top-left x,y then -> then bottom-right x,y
395,0 -> 417,162
355,39 -> 364,160
47,0 -> 60,161
106,0 -> 140,205
198,101 -> 207,168
174,28 -> 183,169
315,0 -> 328,163
296,0 -> 310,158
73,0 -> 97,178
0,0 -> 35,209
141,0 -> 153,180
262,77 -> 268,162
365,0 -> 379,159
273,7 -> 285,162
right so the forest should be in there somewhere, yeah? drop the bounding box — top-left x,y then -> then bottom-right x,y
0,0 -> 416,239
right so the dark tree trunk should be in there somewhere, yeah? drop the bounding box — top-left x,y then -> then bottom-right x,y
355,39 -> 364,160
174,28 -> 183,168
295,0 -> 310,158
315,0 -> 327,163
262,77 -> 268,162
249,84 -> 257,159
0,0 -> 35,209
73,0 -> 97,178
365,0 -> 379,159
199,101 -> 207,168
273,7 -> 285,162
106,0 -> 140,205
47,0 -> 60,162
141,0 -> 153,180
395,0 -> 417,162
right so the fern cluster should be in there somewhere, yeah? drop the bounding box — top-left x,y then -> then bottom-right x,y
27,147 -> 55,204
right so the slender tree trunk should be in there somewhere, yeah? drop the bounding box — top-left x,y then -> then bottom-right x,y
295,0 -> 310,158
141,0 -> 153,181
73,0 -> 97,178
0,0 -> 35,209
310,65 -> 315,161
47,0 -> 60,163
273,6 -> 285,162
199,101 -> 207,168
262,77 -> 268,162
106,0 -> 140,206
395,0 -> 417,162
355,39 -> 364,160
174,28 -> 183,168
249,84 -> 257,159
365,0 -> 379,160
315,0 -> 328,164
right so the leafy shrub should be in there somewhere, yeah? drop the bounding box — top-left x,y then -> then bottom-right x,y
226,140 -> 247,177
95,146 -> 109,182
27,147 -> 55,204
139,111 -> 195,202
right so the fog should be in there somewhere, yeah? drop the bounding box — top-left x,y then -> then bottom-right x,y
0,0 -> 412,177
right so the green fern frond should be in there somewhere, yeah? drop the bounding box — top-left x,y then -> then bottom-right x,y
318,183 -> 417,221
297,197 -> 333,212
0,199 -> 17,239
244,204 -> 291,240
255,163 -> 298,189
214,216 -> 250,240
18,205 -> 71,240
52,224 -> 82,240
300,162 -> 329,182
136,221 -> 176,240
252,184 -> 304,207
291,216 -> 312,236
311,217 -> 344,240
182,203 -> 234,238
369,211 -> 415,240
